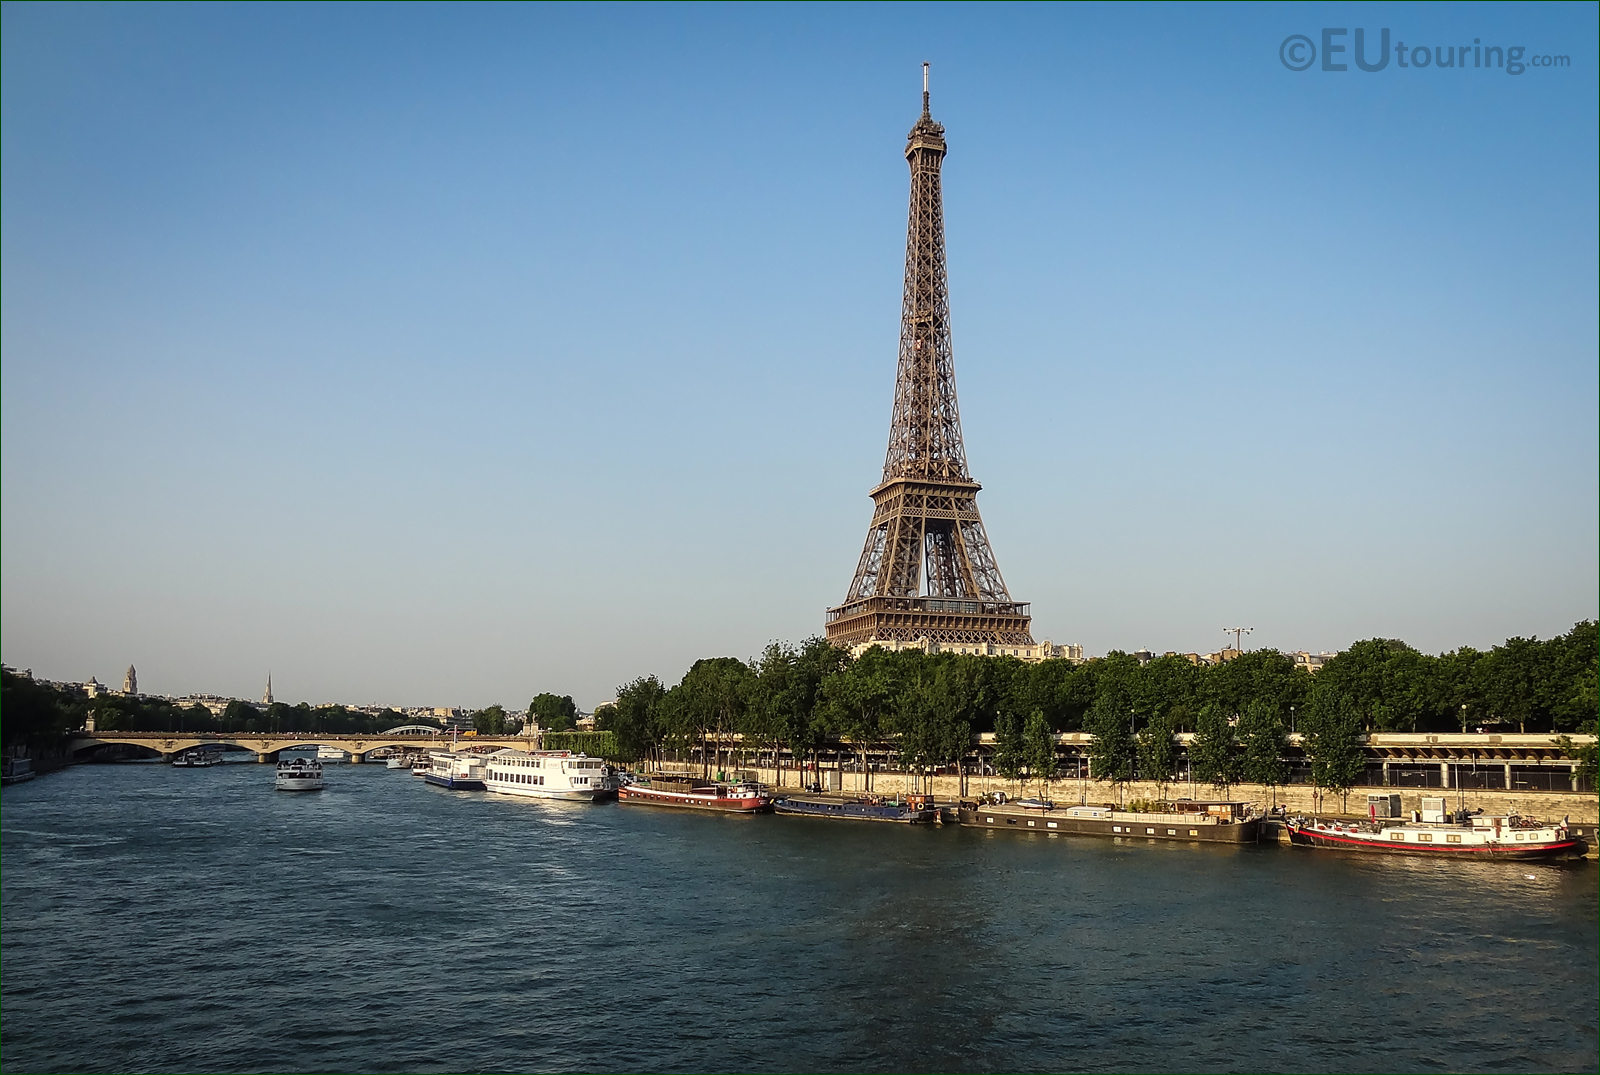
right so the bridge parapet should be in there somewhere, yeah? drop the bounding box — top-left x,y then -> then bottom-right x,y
69,731 -> 542,761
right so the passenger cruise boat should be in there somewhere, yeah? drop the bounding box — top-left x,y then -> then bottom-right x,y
275,757 -> 324,791
316,746 -> 348,762
484,749 -> 616,801
422,752 -> 487,791
1286,810 -> 1580,860
774,793 -> 937,823
172,747 -> 222,768
618,772 -> 772,813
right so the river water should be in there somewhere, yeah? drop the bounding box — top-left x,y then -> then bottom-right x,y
2,759 -> 1595,1074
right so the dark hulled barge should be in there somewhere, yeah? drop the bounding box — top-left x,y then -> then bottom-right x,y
957,799 -> 1261,844
773,793 -> 938,824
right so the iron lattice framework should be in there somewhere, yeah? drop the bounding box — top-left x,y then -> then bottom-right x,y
826,68 -> 1033,649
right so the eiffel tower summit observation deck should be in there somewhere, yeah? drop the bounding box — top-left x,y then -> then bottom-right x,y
826,66 -> 1046,654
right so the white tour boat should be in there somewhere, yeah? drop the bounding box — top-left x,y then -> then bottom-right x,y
172,747 -> 222,768
483,749 -> 617,802
275,757 -> 325,791
316,745 -> 348,762
422,752 -> 487,791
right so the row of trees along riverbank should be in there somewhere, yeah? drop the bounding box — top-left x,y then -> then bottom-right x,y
0,671 -> 589,755
594,623 -> 1598,797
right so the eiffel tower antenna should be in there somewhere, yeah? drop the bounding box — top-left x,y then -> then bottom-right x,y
826,67 -> 1034,649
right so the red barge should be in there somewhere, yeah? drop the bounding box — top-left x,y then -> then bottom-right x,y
1286,800 -> 1581,861
617,772 -> 772,813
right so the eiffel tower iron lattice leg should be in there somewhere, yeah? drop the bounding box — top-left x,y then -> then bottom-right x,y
826,66 -> 1033,650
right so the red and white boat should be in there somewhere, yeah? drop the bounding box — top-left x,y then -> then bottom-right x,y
1286,809 -> 1581,861
617,772 -> 772,813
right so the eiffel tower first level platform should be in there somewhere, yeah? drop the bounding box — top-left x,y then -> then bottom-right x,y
826,595 -> 1034,648
826,66 -> 1035,650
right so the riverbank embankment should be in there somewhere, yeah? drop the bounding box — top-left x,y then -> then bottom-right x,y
723,764 -> 1599,826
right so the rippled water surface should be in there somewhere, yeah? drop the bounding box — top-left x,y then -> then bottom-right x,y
3,762 -> 1595,1073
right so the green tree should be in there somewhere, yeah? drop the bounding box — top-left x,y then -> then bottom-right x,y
1085,695 -> 1135,804
527,693 -> 579,733
1313,638 -> 1434,733
1305,691 -> 1366,811
376,707 -> 409,730
1189,703 -> 1239,794
600,676 -> 666,764
1549,621 -> 1598,732
1135,709 -> 1178,800
993,709 -> 1024,788
542,730 -> 618,757
817,647 -> 896,788
1238,698 -> 1289,807
885,655 -> 975,794
221,699 -> 260,732
471,704 -> 512,735
1023,709 -> 1056,799
674,657 -> 754,776
1,669 -> 82,753
1554,714 -> 1598,788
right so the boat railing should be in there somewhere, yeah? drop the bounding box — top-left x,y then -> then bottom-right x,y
1118,810 -> 1229,824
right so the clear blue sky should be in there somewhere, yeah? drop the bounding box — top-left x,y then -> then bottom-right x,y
4,2 -> 1595,711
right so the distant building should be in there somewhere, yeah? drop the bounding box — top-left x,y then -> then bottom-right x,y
263,674 -> 273,706
124,665 -> 137,694
1291,651 -> 1335,674
847,638 -> 1084,663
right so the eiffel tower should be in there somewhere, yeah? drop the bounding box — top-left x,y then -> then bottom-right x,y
826,66 -> 1033,649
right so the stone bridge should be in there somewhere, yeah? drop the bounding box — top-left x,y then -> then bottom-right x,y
68,731 -> 539,762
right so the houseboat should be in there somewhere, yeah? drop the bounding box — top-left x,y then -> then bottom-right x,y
1286,796 -> 1581,860
773,793 -> 937,823
957,798 -> 1261,844
618,772 -> 771,813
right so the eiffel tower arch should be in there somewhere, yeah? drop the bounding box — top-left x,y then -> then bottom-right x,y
826,67 -> 1034,649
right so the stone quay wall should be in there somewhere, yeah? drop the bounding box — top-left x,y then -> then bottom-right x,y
722,763 -> 1599,825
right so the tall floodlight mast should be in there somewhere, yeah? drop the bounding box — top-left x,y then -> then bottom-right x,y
825,66 -> 1034,648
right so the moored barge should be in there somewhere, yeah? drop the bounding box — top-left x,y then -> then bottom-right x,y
773,793 -> 937,824
1286,810 -> 1581,860
618,772 -> 771,813
957,799 -> 1261,844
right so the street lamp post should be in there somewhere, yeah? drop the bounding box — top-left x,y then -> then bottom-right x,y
1460,703 -> 1468,733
